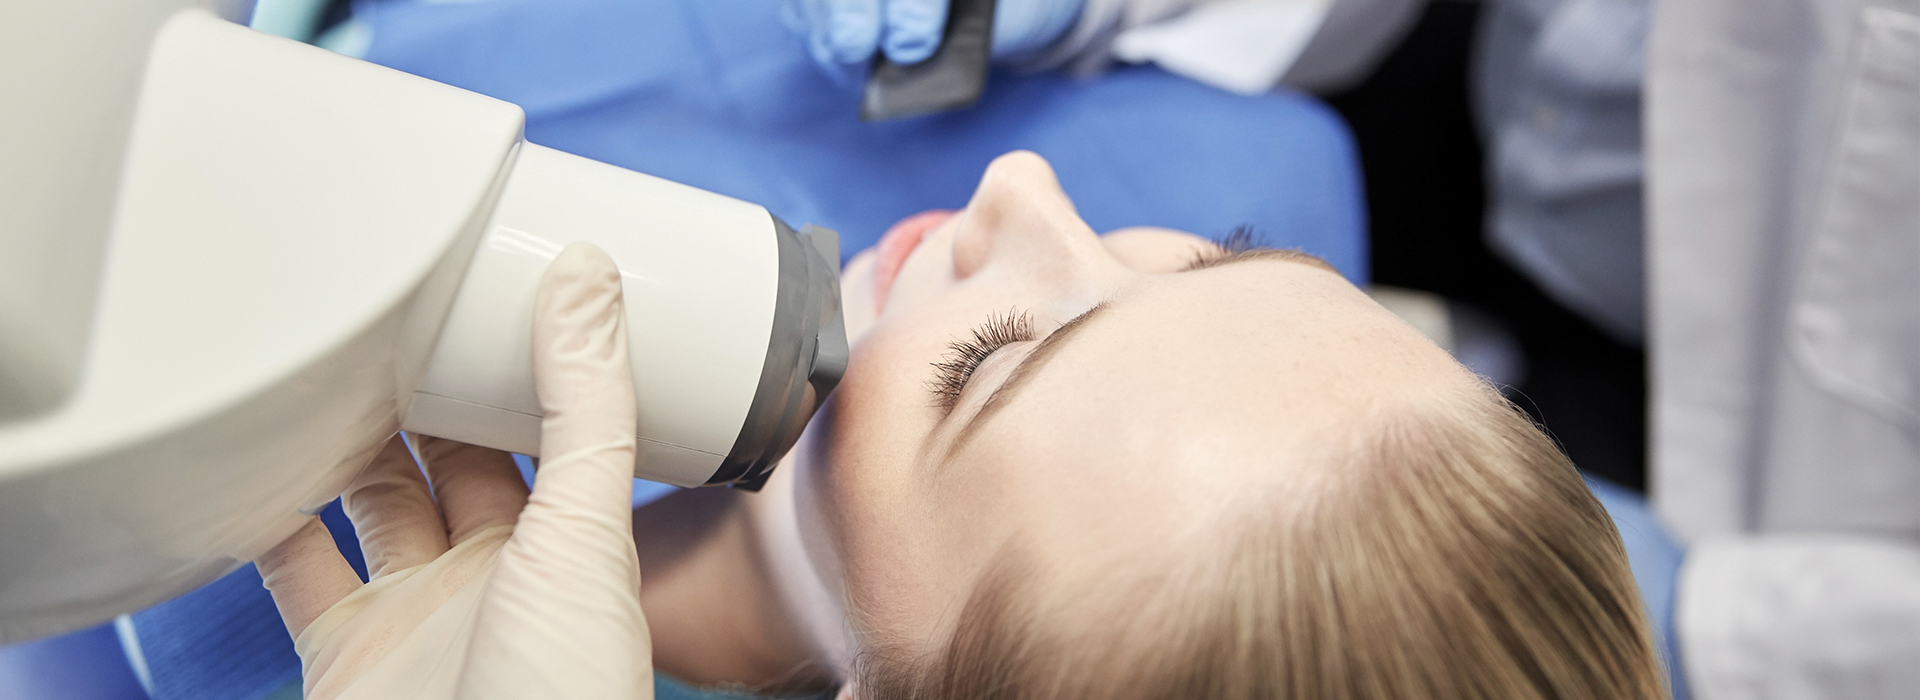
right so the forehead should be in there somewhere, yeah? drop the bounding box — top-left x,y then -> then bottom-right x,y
940,260 -> 1457,535
979,259 -> 1432,442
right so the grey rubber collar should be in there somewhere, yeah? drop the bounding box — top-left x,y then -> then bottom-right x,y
707,216 -> 848,490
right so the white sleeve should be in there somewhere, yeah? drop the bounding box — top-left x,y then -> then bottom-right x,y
1024,0 -> 1424,94
1678,536 -> 1920,700
1021,0 -> 1198,76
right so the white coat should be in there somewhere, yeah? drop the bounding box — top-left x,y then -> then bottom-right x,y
1648,0 -> 1920,697
1030,0 -> 1426,94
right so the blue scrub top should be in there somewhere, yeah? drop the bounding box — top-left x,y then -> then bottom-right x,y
356,0 -> 1367,278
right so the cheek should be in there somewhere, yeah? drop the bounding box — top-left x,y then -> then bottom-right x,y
839,251 -> 882,344
814,322 -> 935,540
813,320 -> 970,624
833,324 -> 930,445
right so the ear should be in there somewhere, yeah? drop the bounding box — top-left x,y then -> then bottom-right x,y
835,682 -> 858,700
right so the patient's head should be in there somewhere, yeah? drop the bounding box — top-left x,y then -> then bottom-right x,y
793,152 -> 1660,699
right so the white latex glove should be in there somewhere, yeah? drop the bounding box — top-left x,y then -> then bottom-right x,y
256,242 -> 653,700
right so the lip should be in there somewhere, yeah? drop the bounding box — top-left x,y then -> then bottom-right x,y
871,209 -> 954,313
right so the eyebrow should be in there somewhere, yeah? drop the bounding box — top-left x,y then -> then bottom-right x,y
1186,246 -> 1338,274
937,247 -> 1335,464
938,302 -> 1111,465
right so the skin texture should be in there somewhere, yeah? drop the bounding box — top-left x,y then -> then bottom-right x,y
637,151 -> 1473,694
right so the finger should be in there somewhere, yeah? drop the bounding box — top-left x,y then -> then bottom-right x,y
461,242 -> 650,700
821,0 -> 883,64
883,0 -> 947,64
526,242 -> 638,525
256,517 -> 362,639
413,435 -> 531,547
341,434 -> 449,579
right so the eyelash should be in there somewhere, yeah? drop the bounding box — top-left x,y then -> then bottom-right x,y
1183,224 -> 1262,271
928,310 -> 1036,411
924,225 -> 1259,411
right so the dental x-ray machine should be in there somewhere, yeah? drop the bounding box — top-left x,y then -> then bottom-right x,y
0,1 -> 846,643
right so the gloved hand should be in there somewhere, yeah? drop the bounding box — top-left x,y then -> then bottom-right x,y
256,242 -> 653,700
783,0 -> 1086,71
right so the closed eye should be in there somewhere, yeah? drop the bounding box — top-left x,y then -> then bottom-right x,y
927,310 -> 1036,412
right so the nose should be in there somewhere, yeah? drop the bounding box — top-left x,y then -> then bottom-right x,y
950,152 -> 1111,281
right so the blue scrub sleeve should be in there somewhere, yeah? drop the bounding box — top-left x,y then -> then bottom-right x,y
1584,475 -> 1690,700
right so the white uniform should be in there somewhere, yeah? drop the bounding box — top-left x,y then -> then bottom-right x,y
1032,0 -> 1426,94
1648,1 -> 1920,697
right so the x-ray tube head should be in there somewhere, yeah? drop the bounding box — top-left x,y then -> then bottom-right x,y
402,143 -> 849,490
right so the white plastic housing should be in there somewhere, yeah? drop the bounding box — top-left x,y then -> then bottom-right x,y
0,8 -> 796,641
404,144 -> 779,487
0,0 -> 254,425
0,10 -> 519,641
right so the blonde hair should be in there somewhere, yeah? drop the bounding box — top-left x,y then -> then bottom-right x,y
857,386 -> 1667,699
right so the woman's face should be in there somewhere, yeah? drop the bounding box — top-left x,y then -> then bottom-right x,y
774,152 -> 1465,660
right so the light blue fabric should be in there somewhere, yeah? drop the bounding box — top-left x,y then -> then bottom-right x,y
1584,475 -> 1690,700
355,0 -> 1367,280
